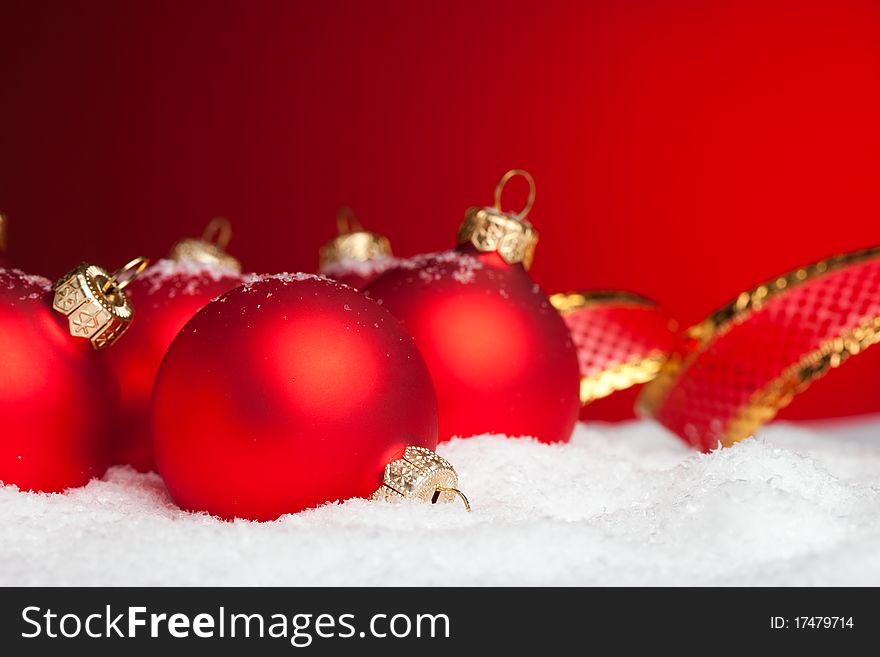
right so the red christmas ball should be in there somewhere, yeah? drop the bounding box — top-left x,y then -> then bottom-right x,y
151,274 -> 439,521
367,247 -> 580,443
103,260 -> 242,471
0,268 -> 118,491
366,171 -> 581,444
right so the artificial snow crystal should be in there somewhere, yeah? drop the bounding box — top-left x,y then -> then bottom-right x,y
379,250 -> 484,285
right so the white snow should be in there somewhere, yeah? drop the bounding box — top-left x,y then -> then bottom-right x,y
139,259 -> 242,296
1,268 -> 51,299
2,419 -> 880,586
319,255 -> 398,279
381,250 -> 484,285
238,272 -> 349,293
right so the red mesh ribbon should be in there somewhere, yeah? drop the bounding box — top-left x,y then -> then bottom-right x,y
639,247 -> 880,451
550,292 -> 679,405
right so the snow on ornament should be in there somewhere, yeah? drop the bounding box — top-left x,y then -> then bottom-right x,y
366,170 -> 581,444
102,218 -> 244,472
151,273 -> 467,521
0,256 -> 148,492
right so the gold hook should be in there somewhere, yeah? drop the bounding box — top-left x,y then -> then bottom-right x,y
494,169 -> 536,220
336,206 -> 364,235
0,213 -> 7,254
101,256 -> 150,294
201,216 -> 233,249
433,487 -> 471,512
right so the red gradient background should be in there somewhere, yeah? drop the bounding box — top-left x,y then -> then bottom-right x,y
2,0 -> 879,420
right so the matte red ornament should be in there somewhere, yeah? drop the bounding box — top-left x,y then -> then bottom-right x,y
104,261 -> 242,471
151,274 -> 439,521
0,265 -> 137,492
365,171 -> 581,444
103,219 -> 244,471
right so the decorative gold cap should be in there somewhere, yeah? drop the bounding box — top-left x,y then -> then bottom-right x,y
372,446 -> 470,510
51,257 -> 149,350
0,213 -> 7,254
168,217 -> 241,272
319,207 -> 393,269
457,169 -> 539,270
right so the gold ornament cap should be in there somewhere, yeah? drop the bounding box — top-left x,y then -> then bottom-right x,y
0,213 -> 7,254
319,207 -> 393,269
168,217 -> 242,272
457,169 -> 539,270
51,257 -> 149,350
373,446 -> 471,511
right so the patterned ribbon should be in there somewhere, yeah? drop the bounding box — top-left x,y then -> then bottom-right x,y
638,247 -> 880,451
550,291 -> 679,405
554,246 -> 880,451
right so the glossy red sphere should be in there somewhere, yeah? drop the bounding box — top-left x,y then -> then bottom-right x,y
102,260 -> 242,471
151,274 -> 439,521
366,246 -> 581,443
0,268 -> 117,491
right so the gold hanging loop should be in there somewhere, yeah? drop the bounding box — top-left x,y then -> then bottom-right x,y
494,169 -> 536,220
101,256 -> 150,294
201,216 -> 233,249
336,206 -> 364,234
0,213 -> 7,254
434,487 -> 471,512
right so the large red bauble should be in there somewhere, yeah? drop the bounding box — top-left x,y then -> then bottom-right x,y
366,245 -> 581,443
0,268 -> 117,491
102,260 -> 242,471
151,274 -> 439,521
